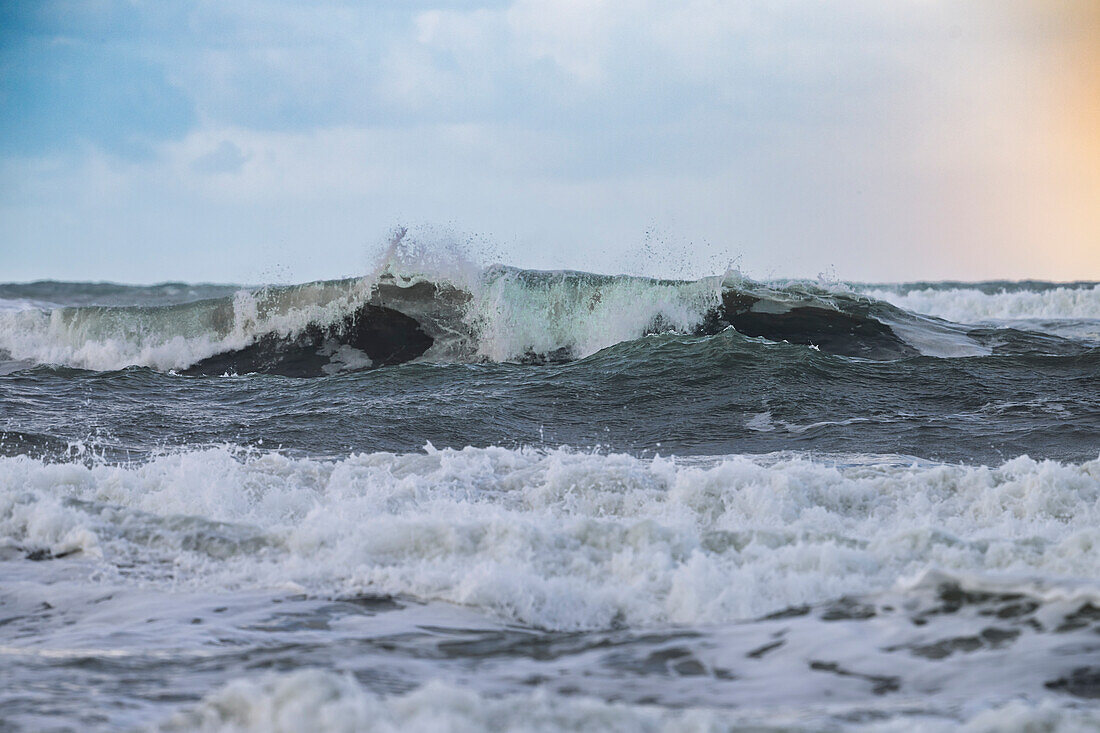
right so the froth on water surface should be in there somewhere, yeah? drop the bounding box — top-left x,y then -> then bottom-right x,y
2,445 -> 1100,729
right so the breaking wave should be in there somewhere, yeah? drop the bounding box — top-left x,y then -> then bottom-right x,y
868,282 -> 1100,323
0,267 -> 981,374
3,235 -> 1096,376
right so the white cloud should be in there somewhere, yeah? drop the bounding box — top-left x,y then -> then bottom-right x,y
2,0 -> 1097,282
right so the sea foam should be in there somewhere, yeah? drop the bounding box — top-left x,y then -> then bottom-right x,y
867,283 -> 1100,323
156,668 -> 1100,733
0,281 -> 374,372
3,447 -> 1097,630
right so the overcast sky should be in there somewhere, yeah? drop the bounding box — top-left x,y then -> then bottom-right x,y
1,0 -> 1097,284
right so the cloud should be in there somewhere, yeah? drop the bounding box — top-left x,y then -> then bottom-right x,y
191,140 -> 250,175
0,1 -> 1097,282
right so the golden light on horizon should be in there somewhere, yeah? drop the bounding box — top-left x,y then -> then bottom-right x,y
1037,0 -> 1100,277
888,1 -> 1100,281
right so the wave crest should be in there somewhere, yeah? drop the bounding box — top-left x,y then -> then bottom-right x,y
869,283 -> 1100,323
8,256 -> 1096,373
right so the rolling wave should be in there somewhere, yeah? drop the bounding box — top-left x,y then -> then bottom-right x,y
0,270 -> 959,375
2,258 -> 1096,375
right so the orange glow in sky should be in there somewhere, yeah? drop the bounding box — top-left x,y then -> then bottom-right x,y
940,0 -> 1100,280
1034,0 -> 1100,276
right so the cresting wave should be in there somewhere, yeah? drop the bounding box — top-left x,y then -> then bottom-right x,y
9,252 -> 1098,376
0,262 -> 995,374
0,280 -> 379,373
4,445 -> 1098,630
868,282 -> 1100,323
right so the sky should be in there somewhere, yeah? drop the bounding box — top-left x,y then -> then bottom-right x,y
1,0 -> 1098,284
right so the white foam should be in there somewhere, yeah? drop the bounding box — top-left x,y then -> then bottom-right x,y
463,268 -> 722,361
868,284 -> 1100,324
154,671 -> 726,732
155,669 -> 1100,733
0,281 -> 374,372
3,447 -> 1098,630
371,234 -> 727,361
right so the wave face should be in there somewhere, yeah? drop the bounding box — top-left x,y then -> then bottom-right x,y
3,262 -> 1100,731
8,267 -> 1095,375
0,279 -> 379,373
2,270 -> 740,372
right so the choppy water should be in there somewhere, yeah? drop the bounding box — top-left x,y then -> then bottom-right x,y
2,258 -> 1099,731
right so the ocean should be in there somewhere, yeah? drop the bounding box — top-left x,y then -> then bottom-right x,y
2,258 -> 1099,731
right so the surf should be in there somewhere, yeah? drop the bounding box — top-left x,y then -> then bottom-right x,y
1,244 -> 1094,375
0,270 -> 963,375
